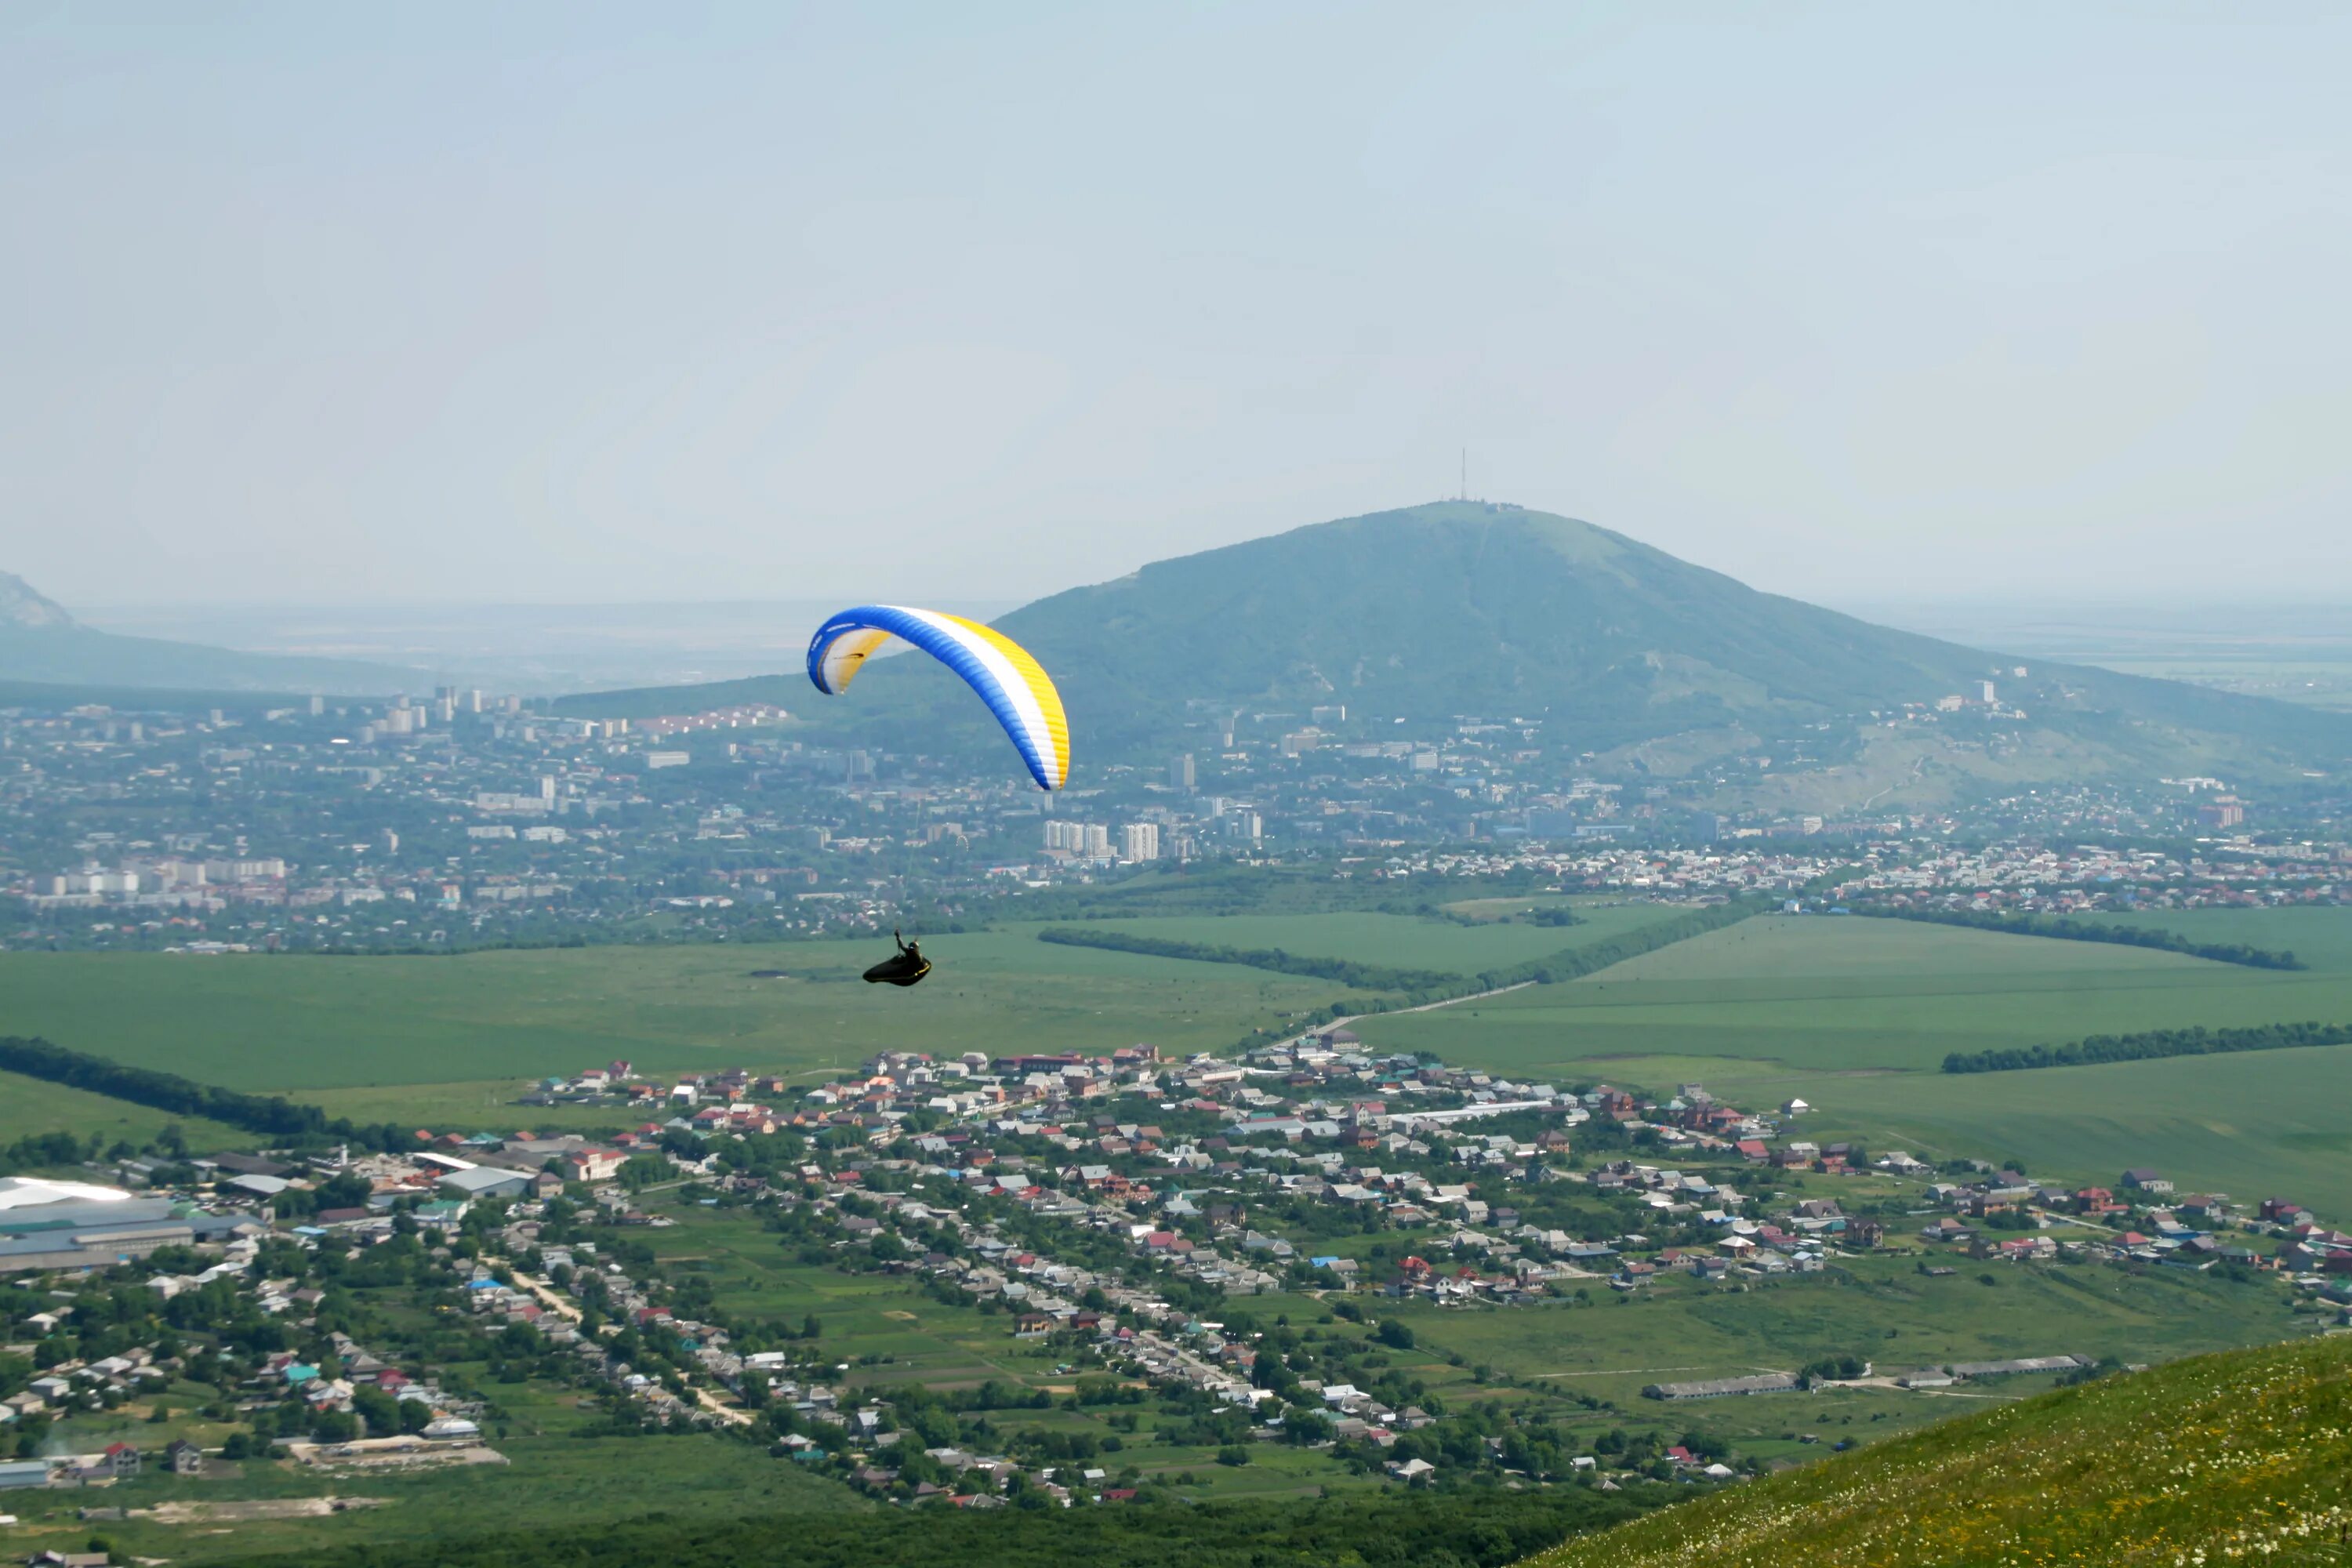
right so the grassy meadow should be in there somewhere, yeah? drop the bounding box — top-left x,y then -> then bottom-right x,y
1592,1046 -> 2352,1205
1352,907 -> 2352,1203
1352,915 -> 2352,1076
0,931 -> 1348,1098
0,906 -> 1668,1134
0,1069 -> 257,1152
1054,902 -> 1698,976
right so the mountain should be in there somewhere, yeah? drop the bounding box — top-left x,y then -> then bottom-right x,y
0,571 -> 74,630
0,571 -> 422,695
729,502 -> 2347,802
992,501 -> 2337,750
1524,1333 -> 2352,1567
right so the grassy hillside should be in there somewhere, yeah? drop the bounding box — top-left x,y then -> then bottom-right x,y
1525,1331 -> 2352,1568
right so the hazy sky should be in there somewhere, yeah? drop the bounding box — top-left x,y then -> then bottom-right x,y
3,2 -> 2346,612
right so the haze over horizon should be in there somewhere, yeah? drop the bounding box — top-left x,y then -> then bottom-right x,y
5,3 -> 2347,611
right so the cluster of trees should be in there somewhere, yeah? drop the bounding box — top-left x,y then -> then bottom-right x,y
0,1127 -> 106,1178
0,1033 -> 332,1136
265,1478 -> 1657,1568
1942,1020 -> 2352,1074
1798,1356 -> 1869,1388
1036,928 -> 1462,993
1021,864 -> 1550,922
1867,909 -> 2303,970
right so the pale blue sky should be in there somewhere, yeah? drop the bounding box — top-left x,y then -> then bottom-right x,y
3,2 -> 2345,609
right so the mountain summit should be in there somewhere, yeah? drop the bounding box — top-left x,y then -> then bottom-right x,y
1000,500 -> 1982,745
0,570 -> 419,695
0,570 -> 75,630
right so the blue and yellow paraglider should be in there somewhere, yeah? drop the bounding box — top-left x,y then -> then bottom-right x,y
805,604 -> 1070,792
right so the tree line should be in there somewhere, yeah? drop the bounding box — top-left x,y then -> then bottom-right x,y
1941,1020 -> 2352,1074
1471,903 -> 1753,989
0,1034 -> 414,1152
1861,908 -> 2303,970
1035,929 -> 1464,993
0,1129 -> 96,1179
1042,902 -> 1756,1011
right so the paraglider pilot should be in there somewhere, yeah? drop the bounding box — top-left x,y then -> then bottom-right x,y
863,929 -> 931,987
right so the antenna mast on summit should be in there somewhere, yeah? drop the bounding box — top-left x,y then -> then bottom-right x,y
1460,448 -> 1466,501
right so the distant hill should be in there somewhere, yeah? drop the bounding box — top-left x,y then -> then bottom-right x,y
1524,1333 -> 2352,1567
0,571 -> 74,630
0,571 -> 419,695
0,678 -> 309,715
547,674 -> 802,720
587,501 -> 2340,801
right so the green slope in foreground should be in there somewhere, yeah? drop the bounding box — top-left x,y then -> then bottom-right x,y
1527,1332 -> 2352,1568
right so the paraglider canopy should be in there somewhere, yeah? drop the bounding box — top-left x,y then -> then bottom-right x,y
806,604 -> 1069,791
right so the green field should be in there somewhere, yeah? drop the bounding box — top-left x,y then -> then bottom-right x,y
1353,916 -> 2344,1076
0,908 -> 1697,1143
1616,1045 -> 2352,1205
2091,905 -> 2352,969
0,1067 -> 256,1152
1062,903 -> 1697,976
1875,1042 -> 2352,1201
1352,908 -> 2352,1203
0,933 -> 1346,1098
